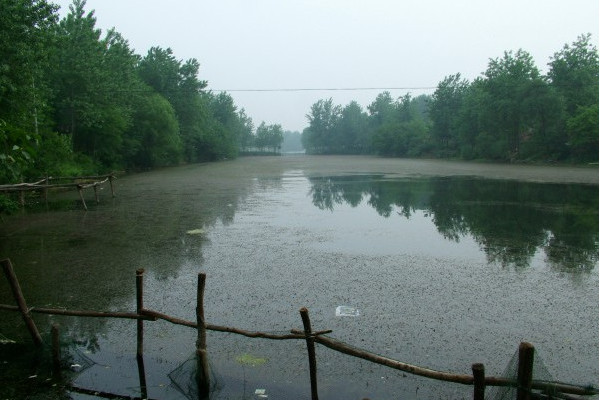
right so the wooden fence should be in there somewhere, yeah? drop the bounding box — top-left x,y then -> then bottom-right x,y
0,174 -> 116,211
0,258 -> 597,400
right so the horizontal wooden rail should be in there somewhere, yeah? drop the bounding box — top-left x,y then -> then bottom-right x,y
1,262 -> 597,399
0,304 -> 155,321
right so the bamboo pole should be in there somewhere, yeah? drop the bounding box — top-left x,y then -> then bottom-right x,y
472,363 -> 485,400
300,307 -> 319,400
517,342 -> 535,400
52,323 -> 61,377
136,269 -> 144,358
196,272 -> 210,398
0,259 -> 43,346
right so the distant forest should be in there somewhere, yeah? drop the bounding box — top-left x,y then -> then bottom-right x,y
1,0 -> 598,189
302,36 -> 598,163
1,0 -> 282,184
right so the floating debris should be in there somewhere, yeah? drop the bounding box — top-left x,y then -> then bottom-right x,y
335,306 -> 360,317
0,333 -> 16,344
235,353 -> 267,366
186,229 -> 205,235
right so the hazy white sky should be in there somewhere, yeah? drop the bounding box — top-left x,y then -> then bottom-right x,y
54,0 -> 599,132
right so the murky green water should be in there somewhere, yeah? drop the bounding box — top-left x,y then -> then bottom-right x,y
0,156 -> 598,399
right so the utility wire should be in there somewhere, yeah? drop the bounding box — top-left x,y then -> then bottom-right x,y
208,87 -> 437,92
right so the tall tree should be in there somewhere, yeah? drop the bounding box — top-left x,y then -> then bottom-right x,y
429,73 -> 470,156
303,98 -> 341,154
0,0 -> 57,182
51,0 -> 136,166
548,34 -> 599,162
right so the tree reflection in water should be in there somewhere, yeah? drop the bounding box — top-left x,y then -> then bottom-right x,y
308,175 -> 598,270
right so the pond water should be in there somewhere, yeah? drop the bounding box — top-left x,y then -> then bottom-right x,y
0,155 -> 598,400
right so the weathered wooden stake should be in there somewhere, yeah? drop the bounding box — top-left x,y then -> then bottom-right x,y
93,184 -> 99,204
108,175 -> 115,198
300,307 -> 319,400
52,323 -> 61,377
196,272 -> 210,398
136,269 -> 144,358
136,354 -> 148,400
77,186 -> 87,211
472,363 -> 485,400
516,342 -> 535,400
43,176 -> 49,206
0,259 -> 43,346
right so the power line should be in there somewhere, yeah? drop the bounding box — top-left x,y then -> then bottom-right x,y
207,86 -> 438,92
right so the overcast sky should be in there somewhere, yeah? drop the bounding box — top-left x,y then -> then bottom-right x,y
53,0 -> 599,132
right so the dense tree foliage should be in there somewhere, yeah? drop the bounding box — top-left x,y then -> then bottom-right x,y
303,36 -> 598,163
0,0 -> 258,184
1,0 -> 597,186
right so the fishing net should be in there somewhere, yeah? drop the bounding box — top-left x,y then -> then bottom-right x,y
168,353 -> 222,400
62,345 -> 97,375
487,346 -> 556,400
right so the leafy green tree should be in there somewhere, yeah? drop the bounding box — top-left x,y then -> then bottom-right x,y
548,34 -> 599,116
51,0 -> 136,167
255,122 -> 283,153
0,0 -> 57,182
480,49 -> 545,160
123,89 -> 181,168
566,105 -> 598,162
339,101 -> 369,154
303,98 -> 341,154
0,0 -> 57,133
548,34 -> 599,162
430,74 -> 470,156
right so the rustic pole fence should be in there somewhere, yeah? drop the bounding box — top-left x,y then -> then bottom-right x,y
0,260 -> 597,400
0,174 -> 116,210
1,258 -> 43,347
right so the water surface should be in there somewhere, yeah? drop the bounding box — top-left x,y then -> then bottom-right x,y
0,156 -> 597,399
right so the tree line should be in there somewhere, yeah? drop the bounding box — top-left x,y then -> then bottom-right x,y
302,35 -> 598,163
0,0 -> 284,185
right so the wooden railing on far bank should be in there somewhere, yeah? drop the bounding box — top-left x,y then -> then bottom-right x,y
0,174 -> 116,211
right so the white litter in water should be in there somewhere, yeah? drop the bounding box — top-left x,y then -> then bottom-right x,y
335,306 -> 360,317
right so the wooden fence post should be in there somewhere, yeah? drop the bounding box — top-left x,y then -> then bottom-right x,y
77,186 -> 87,211
516,342 -> 535,400
108,175 -> 115,198
43,176 -> 49,206
136,352 -> 148,399
472,363 -> 485,400
136,269 -> 144,358
300,307 -> 319,400
52,323 -> 61,377
0,259 -> 43,346
196,272 -> 210,398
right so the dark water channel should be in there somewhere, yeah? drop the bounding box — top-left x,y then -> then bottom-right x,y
0,156 -> 598,399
